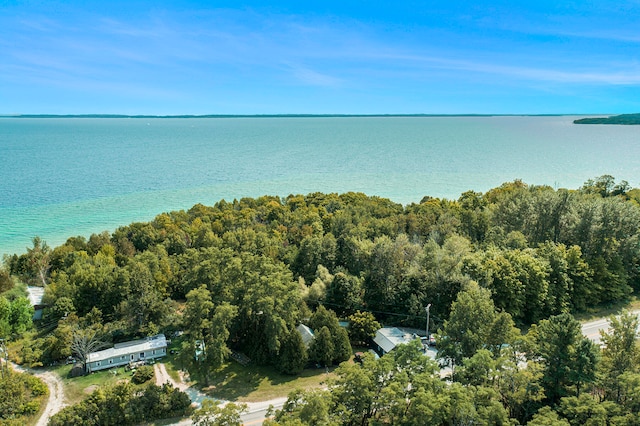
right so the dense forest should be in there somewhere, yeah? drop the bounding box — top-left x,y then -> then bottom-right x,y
2,175 -> 640,425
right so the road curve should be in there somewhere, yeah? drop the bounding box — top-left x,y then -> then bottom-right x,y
581,309 -> 640,345
34,370 -> 67,426
10,362 -> 67,426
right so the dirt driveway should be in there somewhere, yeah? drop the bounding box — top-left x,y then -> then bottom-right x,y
11,362 -> 67,426
154,362 -> 188,391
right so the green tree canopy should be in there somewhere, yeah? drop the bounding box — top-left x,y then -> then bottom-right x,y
532,313 -> 599,403
437,282 -> 518,365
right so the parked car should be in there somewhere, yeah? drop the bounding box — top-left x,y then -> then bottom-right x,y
421,335 -> 437,347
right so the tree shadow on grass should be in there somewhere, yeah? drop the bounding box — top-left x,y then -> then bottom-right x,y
203,362 -> 332,401
573,295 -> 640,322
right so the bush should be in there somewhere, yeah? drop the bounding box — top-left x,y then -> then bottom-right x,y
24,374 -> 48,396
49,382 -> 191,426
132,365 -> 155,384
0,368 -> 47,421
18,400 -> 40,415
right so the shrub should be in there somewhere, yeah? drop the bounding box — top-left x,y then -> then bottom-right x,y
132,365 -> 155,384
0,369 -> 47,421
49,382 -> 190,426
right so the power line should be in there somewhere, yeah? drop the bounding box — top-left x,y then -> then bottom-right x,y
306,298 -> 443,323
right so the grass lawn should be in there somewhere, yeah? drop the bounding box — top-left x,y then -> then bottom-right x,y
50,363 -> 132,405
203,362 -> 335,402
574,295 -> 640,322
161,335 -> 339,402
161,335 -> 187,384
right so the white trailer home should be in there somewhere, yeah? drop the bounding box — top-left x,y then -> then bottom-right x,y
86,334 -> 167,372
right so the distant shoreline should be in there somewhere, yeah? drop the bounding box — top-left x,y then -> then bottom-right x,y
2,113 -> 576,119
574,113 -> 640,125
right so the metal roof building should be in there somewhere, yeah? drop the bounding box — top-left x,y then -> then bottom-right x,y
296,324 -> 315,347
373,327 -> 419,355
87,334 -> 167,372
26,286 -> 46,320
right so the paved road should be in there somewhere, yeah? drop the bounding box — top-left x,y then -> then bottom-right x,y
172,397 -> 286,425
581,309 -> 640,345
241,397 -> 287,425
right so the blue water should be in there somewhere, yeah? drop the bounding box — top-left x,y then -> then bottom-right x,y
1,116 -> 639,257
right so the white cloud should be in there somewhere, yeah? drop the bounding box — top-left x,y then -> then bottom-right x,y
284,63 -> 343,87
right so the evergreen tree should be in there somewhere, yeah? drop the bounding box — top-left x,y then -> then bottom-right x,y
277,327 -> 307,375
533,313 -> 598,403
332,327 -> 352,364
309,326 -> 334,367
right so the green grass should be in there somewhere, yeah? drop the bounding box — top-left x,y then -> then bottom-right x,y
203,362 -> 335,402
50,364 -> 132,405
574,295 -> 640,323
160,335 -> 338,402
161,335 -> 187,384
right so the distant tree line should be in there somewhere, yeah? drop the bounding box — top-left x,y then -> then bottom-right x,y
574,113 -> 640,125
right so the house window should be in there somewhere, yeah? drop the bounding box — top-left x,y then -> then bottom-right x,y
140,352 -> 145,358
130,354 -> 134,361
152,350 -> 155,355
109,359 -> 113,364
96,361 -> 101,366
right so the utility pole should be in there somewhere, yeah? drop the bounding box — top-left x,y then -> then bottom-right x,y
425,304 -> 432,346
0,338 -> 6,379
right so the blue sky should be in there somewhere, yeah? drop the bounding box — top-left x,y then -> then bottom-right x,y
2,1 -> 640,114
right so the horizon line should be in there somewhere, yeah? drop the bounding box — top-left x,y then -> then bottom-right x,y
0,113 -> 615,119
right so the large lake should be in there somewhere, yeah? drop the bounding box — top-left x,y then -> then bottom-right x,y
1,116 -> 638,257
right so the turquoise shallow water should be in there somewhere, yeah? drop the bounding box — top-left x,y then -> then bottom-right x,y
1,116 -> 639,257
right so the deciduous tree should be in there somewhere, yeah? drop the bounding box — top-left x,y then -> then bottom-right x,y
347,310 -> 380,345
192,400 -> 247,426
438,282 -> 518,365
71,328 -> 107,374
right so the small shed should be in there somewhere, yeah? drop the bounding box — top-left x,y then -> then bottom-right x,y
26,286 -> 46,320
296,324 -> 315,348
87,334 -> 167,372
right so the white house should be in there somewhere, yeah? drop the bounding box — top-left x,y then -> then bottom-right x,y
86,334 -> 167,372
